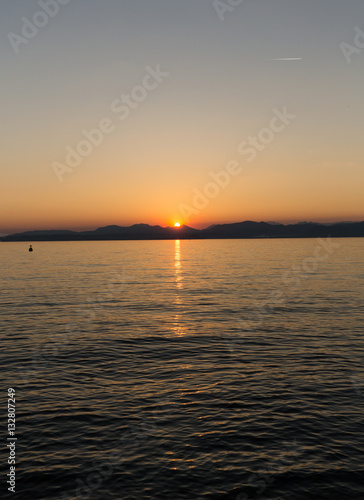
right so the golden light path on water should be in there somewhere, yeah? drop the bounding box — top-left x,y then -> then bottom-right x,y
1,239 -> 364,499
173,239 -> 184,336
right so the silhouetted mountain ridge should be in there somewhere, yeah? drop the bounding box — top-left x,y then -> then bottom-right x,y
1,221 -> 364,241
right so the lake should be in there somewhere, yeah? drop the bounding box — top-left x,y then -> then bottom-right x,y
1,238 -> 364,499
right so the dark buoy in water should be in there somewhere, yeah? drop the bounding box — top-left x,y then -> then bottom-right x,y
29,245 -> 33,252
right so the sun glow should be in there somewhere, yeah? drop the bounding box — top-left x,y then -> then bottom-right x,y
174,222 -> 181,227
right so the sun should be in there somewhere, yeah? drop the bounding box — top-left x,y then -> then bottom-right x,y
174,222 -> 181,228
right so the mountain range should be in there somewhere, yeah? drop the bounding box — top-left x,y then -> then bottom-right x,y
1,221 -> 364,241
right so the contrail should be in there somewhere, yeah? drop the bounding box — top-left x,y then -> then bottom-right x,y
269,57 -> 303,61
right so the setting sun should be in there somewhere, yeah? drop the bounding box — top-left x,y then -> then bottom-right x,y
174,222 -> 181,228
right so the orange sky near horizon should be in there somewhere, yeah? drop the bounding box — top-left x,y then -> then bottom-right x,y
1,1 -> 364,235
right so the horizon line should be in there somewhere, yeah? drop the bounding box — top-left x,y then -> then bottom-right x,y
2,218 -> 364,237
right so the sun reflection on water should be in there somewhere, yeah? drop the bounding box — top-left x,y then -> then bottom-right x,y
175,239 -> 182,289
173,239 -> 184,336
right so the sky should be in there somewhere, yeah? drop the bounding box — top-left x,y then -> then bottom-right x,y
1,0 -> 364,233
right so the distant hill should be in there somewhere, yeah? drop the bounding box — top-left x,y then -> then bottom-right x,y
0,224 -> 199,241
1,221 -> 364,242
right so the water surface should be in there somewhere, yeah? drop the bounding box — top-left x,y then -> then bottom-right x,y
1,238 -> 364,499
